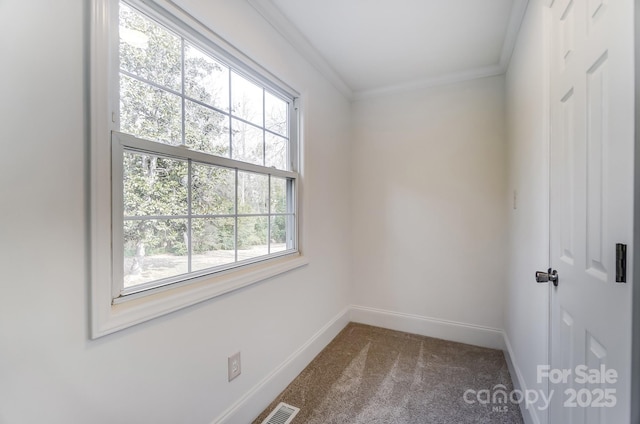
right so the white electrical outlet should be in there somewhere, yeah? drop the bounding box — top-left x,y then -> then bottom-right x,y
228,352 -> 241,381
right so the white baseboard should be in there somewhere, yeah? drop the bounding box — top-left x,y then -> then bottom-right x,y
503,332 -> 543,424
212,306 -> 350,424
350,305 -> 505,350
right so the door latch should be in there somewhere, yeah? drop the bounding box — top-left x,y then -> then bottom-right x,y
535,268 -> 559,286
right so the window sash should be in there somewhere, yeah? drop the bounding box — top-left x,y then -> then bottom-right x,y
112,131 -> 298,299
112,1 -> 300,169
115,0 -> 298,172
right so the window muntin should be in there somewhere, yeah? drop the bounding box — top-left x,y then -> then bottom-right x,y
114,1 -> 298,298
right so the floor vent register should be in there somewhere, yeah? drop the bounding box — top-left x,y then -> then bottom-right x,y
261,402 -> 300,424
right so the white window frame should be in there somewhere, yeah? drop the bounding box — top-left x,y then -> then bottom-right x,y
90,0 -> 307,338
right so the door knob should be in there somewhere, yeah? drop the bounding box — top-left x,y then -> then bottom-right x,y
535,268 -> 559,286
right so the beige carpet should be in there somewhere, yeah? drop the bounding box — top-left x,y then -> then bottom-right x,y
253,323 -> 524,424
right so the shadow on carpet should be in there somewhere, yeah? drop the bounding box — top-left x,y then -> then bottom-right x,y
253,323 -> 524,424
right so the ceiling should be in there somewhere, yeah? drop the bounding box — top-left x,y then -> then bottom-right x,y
248,0 -> 528,99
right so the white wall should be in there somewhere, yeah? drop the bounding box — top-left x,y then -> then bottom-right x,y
504,1 -> 550,423
350,76 -> 508,343
0,1 -> 351,423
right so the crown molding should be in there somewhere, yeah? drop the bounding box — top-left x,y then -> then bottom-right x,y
353,64 -> 504,100
499,0 -> 530,70
247,0 -> 354,100
355,0 -> 529,100
249,0 -> 529,102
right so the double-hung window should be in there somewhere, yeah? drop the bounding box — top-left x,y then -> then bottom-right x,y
91,0 -> 303,337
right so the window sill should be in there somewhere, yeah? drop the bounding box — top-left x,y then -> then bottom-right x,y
92,253 -> 308,338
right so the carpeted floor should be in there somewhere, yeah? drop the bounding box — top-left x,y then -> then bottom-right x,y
253,323 -> 524,424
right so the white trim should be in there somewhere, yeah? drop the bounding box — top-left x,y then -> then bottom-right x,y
356,0 -> 530,100
353,64 -> 504,100
91,0 -> 118,340
503,332 -> 543,424
246,0 -> 353,100
213,307 -> 351,424
349,305 -> 505,350
96,254 -> 308,338
500,0 -> 530,70
249,0 -> 530,100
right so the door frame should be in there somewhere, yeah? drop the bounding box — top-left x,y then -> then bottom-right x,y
631,2 -> 640,422
543,2 -> 552,422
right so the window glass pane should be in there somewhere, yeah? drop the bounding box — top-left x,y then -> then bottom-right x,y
123,218 -> 188,287
270,177 -> 288,214
265,133 -> 288,170
232,120 -> 263,166
191,218 -> 235,271
184,43 -> 229,111
123,151 -> 188,217
231,72 -> 263,126
185,100 -> 230,156
120,74 -> 182,145
191,163 -> 235,215
265,91 -> 288,136
119,3 -> 181,91
270,215 -> 291,253
237,216 -> 268,259
238,172 -> 268,214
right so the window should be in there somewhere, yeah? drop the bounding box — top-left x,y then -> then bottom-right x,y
91,0 -> 305,337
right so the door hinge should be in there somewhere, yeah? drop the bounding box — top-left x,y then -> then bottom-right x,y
616,243 -> 627,283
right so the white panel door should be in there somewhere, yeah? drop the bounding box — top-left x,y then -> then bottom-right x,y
548,0 -> 633,423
